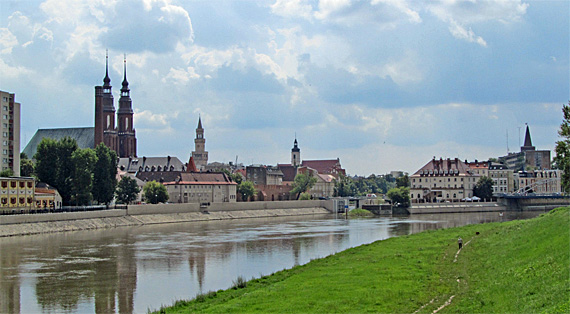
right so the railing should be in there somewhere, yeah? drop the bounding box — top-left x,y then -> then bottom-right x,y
0,204 -> 128,215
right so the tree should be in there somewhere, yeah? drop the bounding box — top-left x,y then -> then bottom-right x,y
387,187 -> 410,208
334,174 -> 357,197
20,153 -> 34,177
34,137 -> 59,186
116,176 -> 140,205
396,175 -> 410,188
290,173 -> 317,200
473,176 -> 494,200
555,101 -> 570,194
0,168 -> 14,177
71,148 -> 97,206
299,192 -> 311,200
92,143 -> 118,204
238,180 -> 255,201
143,181 -> 169,204
56,137 -> 79,205
231,173 -> 243,185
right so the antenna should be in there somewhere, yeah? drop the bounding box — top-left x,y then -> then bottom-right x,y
506,129 -> 509,154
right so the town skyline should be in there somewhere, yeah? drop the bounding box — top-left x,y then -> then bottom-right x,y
1,0 -> 568,176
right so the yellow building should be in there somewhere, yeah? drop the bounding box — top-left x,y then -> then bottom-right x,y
0,177 -> 34,208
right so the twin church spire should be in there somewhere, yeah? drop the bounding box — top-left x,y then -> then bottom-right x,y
95,51 -> 137,158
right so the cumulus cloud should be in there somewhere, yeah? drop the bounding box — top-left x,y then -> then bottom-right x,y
100,0 -> 194,53
427,0 -> 528,46
270,0 -> 313,20
0,28 -> 18,54
448,19 -> 487,47
314,0 -> 420,28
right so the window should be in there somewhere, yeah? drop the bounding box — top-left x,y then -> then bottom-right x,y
2,115 -> 7,120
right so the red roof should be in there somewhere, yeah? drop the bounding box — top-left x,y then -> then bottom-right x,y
301,159 -> 345,176
187,156 -> 197,172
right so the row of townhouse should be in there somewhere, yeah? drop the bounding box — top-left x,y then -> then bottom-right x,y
410,157 -> 562,203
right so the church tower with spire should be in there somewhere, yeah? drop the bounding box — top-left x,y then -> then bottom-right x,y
94,51 -> 137,157
117,55 -> 137,157
95,51 -> 118,152
191,117 -> 208,170
291,137 -> 300,167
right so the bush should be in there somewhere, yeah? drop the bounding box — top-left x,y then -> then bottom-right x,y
299,192 -> 311,200
232,276 -> 247,289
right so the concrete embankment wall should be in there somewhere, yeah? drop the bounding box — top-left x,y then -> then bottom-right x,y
0,200 -> 332,237
409,203 -> 507,214
499,197 -> 570,211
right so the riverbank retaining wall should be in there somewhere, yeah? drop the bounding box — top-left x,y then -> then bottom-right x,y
0,200 -> 333,237
409,203 -> 507,214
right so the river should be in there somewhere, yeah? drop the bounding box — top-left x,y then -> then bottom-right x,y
0,210 -> 543,313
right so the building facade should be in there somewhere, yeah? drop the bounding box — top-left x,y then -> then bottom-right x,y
516,170 -> 562,194
0,91 -> 20,176
489,163 -> 516,194
191,117 -> 208,170
0,177 -> 34,209
94,53 -> 137,158
410,158 -> 479,203
246,165 -> 284,185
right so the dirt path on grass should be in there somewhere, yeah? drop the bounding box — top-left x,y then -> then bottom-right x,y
413,236 -> 474,314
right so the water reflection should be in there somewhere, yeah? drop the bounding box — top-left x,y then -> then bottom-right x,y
0,210 -> 544,313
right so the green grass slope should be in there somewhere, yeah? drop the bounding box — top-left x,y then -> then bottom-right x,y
157,208 -> 569,314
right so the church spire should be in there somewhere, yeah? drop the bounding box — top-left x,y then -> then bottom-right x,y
121,54 -> 130,96
103,49 -> 111,87
521,123 -> 536,152
197,115 -> 203,129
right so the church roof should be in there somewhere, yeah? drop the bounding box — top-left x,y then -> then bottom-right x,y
521,125 -> 535,152
23,127 -> 95,158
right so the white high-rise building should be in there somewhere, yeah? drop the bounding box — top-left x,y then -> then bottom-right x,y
0,91 -> 20,176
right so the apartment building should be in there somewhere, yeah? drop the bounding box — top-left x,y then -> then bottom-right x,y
0,91 -> 20,176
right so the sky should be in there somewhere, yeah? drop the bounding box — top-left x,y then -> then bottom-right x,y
0,0 -> 568,176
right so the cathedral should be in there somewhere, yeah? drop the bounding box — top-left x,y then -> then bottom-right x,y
95,53 -> 137,158
23,53 -> 137,158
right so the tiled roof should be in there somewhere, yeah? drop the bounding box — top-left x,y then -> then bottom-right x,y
412,158 -> 473,176
119,156 -> 185,173
137,171 -> 236,185
301,159 -> 345,176
23,127 -> 95,158
277,164 -> 297,182
317,173 -> 335,183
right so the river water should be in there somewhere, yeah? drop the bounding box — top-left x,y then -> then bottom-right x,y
0,210 -> 543,313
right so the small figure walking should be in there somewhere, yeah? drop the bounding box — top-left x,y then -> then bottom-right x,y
458,237 -> 463,250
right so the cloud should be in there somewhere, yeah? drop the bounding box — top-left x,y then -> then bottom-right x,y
270,0 -> 313,20
0,28 -> 18,54
313,0 -> 420,28
427,0 -> 528,46
448,19 -> 487,47
100,0 -> 194,53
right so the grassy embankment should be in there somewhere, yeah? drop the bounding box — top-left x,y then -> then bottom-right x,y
156,207 -> 569,313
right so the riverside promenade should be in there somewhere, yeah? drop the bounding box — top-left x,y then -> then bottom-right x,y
0,200 -> 333,237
